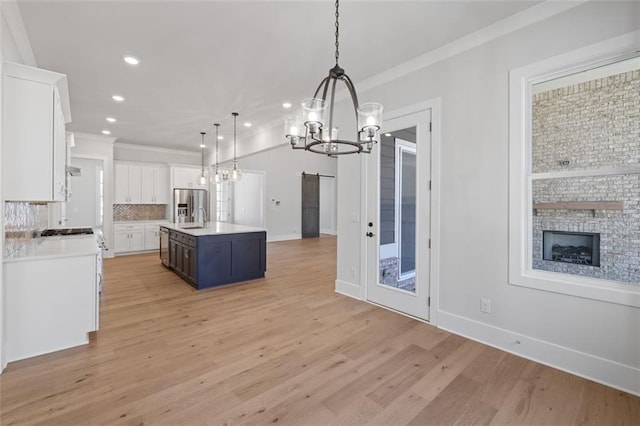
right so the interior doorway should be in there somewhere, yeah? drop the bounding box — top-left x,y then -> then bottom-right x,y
65,157 -> 104,229
301,173 -> 320,238
366,108 -> 432,321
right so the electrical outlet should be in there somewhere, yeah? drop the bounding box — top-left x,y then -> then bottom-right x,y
350,267 -> 357,278
480,298 -> 491,314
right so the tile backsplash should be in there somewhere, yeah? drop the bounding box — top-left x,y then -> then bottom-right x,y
4,201 -> 49,256
114,204 -> 167,221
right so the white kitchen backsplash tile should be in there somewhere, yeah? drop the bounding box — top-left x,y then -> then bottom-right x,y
4,201 -> 49,257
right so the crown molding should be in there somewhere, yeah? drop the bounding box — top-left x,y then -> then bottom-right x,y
73,132 -> 117,144
1,0 -> 37,66
114,142 -> 200,157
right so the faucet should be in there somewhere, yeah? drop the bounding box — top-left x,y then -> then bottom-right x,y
192,207 -> 207,226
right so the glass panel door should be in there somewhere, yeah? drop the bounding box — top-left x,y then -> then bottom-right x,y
367,109 -> 431,321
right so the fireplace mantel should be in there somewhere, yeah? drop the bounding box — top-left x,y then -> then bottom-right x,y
533,201 -> 623,215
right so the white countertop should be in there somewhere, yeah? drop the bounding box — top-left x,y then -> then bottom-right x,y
4,235 -> 100,263
162,222 -> 266,237
115,220 -> 171,224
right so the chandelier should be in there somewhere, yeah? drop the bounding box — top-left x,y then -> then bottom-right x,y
284,0 -> 382,155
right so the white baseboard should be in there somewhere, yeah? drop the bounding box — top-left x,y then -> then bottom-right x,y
438,310 -> 640,397
320,228 -> 336,235
335,279 -> 362,300
267,233 -> 301,242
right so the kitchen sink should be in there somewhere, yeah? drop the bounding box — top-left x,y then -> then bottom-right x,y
180,225 -> 205,229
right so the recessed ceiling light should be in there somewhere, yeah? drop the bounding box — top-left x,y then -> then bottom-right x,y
200,144 -> 206,148
102,130 -> 111,135
217,136 -> 224,140
123,55 -> 140,66
106,117 -> 116,123
112,95 -> 124,102
282,102 -> 292,109
244,122 -> 252,128
384,133 -> 392,137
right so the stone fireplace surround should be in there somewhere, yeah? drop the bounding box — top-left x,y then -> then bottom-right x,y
531,69 -> 639,285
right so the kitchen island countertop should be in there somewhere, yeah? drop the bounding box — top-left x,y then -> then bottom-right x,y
161,222 -> 265,237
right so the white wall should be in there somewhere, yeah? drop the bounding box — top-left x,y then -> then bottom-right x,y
335,1 -> 640,395
223,143 -> 337,241
70,133 -> 115,257
319,176 -> 336,235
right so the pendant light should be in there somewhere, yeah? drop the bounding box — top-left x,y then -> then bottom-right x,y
198,132 -> 207,186
211,123 -> 228,183
230,112 -> 242,182
284,0 -> 382,156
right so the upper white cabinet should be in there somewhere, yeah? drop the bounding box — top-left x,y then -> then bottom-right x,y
114,163 -> 142,204
2,62 -> 71,202
141,164 -> 168,204
172,166 -> 206,189
115,161 -> 168,204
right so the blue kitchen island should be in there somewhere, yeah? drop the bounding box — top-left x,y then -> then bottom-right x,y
161,222 -> 266,290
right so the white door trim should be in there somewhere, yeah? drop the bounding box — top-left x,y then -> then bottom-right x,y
360,98 -> 442,324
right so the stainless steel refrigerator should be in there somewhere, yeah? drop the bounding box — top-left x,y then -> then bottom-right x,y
173,188 -> 208,224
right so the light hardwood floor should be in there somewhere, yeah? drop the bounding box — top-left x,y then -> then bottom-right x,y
1,236 -> 638,425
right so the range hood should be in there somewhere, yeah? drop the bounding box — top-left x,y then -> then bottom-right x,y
66,165 -> 82,176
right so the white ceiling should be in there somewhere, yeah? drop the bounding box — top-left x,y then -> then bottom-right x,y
18,0 -> 539,152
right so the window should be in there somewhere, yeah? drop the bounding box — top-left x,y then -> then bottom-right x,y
508,31 -> 640,307
215,182 -> 231,222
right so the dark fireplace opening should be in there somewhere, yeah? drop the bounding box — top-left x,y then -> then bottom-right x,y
543,231 -> 600,267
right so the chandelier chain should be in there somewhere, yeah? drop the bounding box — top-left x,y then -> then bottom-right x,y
334,0 -> 339,65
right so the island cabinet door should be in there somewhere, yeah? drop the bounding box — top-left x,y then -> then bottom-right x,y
197,239 -> 233,288
183,245 -> 196,282
169,240 -> 177,269
231,237 -> 264,277
175,243 -> 184,274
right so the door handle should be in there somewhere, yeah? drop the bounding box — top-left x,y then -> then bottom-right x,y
366,232 -> 375,238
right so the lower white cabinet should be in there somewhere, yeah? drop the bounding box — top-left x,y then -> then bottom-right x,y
115,222 -> 170,253
5,254 -> 98,362
144,222 -> 170,250
114,223 -> 145,253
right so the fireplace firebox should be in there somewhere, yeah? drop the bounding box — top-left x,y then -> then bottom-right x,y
542,231 -> 600,267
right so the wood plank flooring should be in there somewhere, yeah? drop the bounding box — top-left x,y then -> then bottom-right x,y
1,235 -> 638,425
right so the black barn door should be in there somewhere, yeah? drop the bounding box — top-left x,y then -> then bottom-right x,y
301,173 -> 320,238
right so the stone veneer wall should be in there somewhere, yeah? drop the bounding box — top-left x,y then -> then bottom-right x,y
113,204 -> 167,221
531,69 -> 639,284
4,201 -> 49,257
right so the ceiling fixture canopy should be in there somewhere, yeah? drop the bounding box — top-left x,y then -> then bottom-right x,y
285,0 -> 382,156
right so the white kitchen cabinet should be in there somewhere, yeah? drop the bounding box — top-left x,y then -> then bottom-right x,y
144,221 -> 170,250
172,166 -> 206,189
2,62 -> 71,202
141,165 -> 168,204
114,162 -> 142,204
4,253 -> 98,362
114,223 -> 145,253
